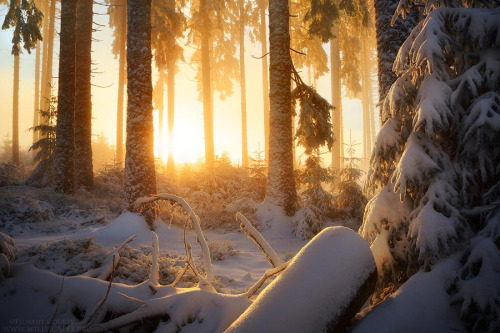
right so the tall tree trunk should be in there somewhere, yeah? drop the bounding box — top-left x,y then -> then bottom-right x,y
39,0 -> 48,118
124,0 -> 157,220
330,26 -> 342,170
154,69 -> 165,159
166,54 -> 175,174
12,54 -> 19,165
116,28 -> 126,166
259,3 -> 270,166
75,0 -> 94,188
200,0 -> 214,170
54,0 -> 77,194
239,0 -> 248,168
368,71 -> 376,145
266,0 -> 297,216
33,39 -> 41,158
40,0 -> 56,131
374,0 -> 417,118
361,40 -> 370,164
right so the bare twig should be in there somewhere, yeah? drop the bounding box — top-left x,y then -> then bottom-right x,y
116,292 -> 146,305
83,235 -> 135,280
83,256 -> 116,329
134,194 -> 215,286
46,277 -> 65,332
290,47 -> 306,55
170,262 -> 189,287
236,213 -> 283,268
148,231 -> 160,293
95,235 -> 135,280
246,262 -> 289,299
251,52 -> 269,59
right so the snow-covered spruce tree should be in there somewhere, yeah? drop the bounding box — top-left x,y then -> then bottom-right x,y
124,0 -> 157,226
265,0 -> 298,216
333,140 -> 367,226
74,0 -> 94,188
249,148 -> 267,201
373,0 -> 417,102
292,78 -> 335,239
54,0 -> 77,194
27,96 -> 57,187
360,1 -> 500,328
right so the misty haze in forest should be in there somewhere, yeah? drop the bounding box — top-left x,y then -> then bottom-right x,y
0,0 -> 499,332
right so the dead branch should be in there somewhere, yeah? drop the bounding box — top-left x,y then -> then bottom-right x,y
251,52 -> 269,59
245,262 -> 289,299
236,213 -> 283,268
46,277 -> 65,332
170,262 -> 188,287
134,194 -> 215,286
84,235 -> 135,281
82,256 -> 116,329
116,292 -> 146,305
148,231 -> 160,293
290,47 -> 306,55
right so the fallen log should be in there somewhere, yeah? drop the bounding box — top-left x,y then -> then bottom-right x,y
226,227 -> 377,332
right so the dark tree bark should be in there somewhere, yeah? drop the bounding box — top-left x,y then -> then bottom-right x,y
259,2 -> 270,166
124,0 -> 157,220
54,0 -> 77,194
374,0 -> 417,107
75,0 -> 94,188
330,27 -> 342,169
12,54 -> 19,165
265,0 -> 297,216
116,30 -> 126,166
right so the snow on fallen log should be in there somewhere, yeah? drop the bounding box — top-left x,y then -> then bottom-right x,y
226,227 -> 377,333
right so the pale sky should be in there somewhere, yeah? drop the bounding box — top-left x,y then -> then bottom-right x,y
0,4 -> 373,167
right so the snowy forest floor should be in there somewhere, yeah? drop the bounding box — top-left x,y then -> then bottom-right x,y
0,183 -> 467,332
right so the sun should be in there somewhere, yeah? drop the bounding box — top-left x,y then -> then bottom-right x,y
153,107 -> 205,165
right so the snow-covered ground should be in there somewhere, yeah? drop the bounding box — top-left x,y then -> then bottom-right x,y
0,185 -> 467,332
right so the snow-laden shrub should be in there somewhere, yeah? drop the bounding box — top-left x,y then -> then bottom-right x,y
15,236 -> 186,286
295,155 -> 335,239
0,193 -> 55,225
95,163 -> 124,185
114,244 -> 186,285
0,162 -> 20,186
361,0 -> 500,327
0,232 -> 15,278
16,237 -> 106,276
208,240 -> 237,261
293,207 -> 323,240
